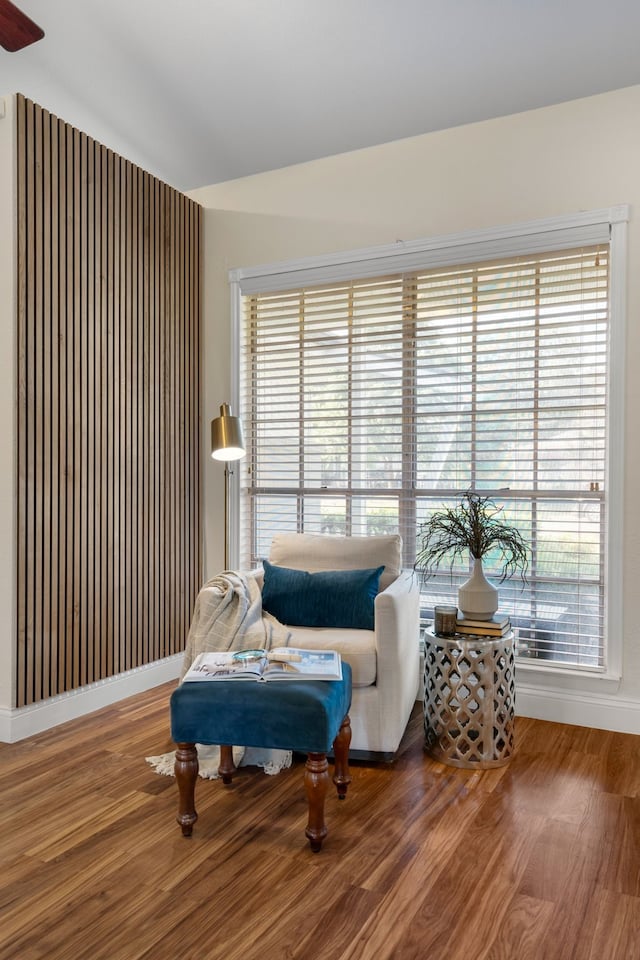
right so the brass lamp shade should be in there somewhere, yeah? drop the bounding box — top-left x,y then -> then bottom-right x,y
211,403 -> 245,461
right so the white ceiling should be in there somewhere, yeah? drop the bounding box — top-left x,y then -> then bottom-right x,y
2,0 -> 640,193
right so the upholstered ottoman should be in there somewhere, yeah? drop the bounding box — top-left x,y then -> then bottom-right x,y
170,663 -> 352,852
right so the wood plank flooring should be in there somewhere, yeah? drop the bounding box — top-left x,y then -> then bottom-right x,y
1,685 -> 640,960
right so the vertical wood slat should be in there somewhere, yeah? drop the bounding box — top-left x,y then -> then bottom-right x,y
26,97 -> 36,705
99,143 -> 109,679
16,95 -> 27,707
56,113 -> 67,695
15,96 -> 201,708
65,119 -> 75,693
49,111 -> 59,697
33,102 -> 43,702
139,167 -> 147,668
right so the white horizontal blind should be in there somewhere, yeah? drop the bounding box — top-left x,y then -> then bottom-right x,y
240,244 -> 609,669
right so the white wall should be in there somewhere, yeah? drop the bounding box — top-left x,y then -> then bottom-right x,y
0,94 -> 16,713
189,85 -> 640,732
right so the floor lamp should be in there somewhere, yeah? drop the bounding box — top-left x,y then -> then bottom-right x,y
210,403 -> 245,570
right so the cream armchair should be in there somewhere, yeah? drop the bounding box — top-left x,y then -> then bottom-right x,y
250,532 -> 421,760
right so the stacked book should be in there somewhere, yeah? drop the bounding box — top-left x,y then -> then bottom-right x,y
455,612 -> 511,637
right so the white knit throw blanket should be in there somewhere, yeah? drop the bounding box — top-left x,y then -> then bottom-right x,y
146,571 -> 293,780
180,570 -> 291,675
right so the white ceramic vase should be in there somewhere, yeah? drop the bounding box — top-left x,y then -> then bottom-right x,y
458,557 -> 499,621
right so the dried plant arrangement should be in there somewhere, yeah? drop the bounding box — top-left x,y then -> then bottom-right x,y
415,490 -> 529,583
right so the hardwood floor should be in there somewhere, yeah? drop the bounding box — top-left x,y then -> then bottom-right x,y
1,685 -> 640,960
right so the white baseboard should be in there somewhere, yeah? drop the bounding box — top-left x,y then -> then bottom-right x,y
515,681 -> 640,735
0,655 -> 182,743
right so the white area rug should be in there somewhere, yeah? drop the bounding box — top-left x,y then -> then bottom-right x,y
145,745 -> 292,780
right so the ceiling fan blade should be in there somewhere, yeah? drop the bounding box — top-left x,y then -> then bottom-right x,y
0,0 -> 44,52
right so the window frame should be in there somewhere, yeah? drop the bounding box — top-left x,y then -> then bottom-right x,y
229,207 -> 628,682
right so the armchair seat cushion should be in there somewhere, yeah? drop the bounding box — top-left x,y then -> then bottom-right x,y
284,625 -> 377,688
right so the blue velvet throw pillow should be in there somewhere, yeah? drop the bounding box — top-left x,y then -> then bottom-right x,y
261,560 -> 385,630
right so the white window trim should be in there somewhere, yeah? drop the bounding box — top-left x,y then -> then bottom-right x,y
229,207 -> 628,684
225,319 -> 244,571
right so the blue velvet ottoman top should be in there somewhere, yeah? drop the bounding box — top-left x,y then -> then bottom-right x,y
170,662 -> 352,754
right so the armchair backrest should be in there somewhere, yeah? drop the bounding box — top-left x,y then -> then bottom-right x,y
268,533 -> 402,592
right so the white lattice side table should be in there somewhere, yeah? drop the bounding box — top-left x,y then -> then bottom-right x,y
423,627 -> 516,769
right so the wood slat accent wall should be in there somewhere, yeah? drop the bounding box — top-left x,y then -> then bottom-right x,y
15,95 -> 201,707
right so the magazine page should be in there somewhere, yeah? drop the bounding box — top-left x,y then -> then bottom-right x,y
264,648 -> 342,681
183,651 -> 266,682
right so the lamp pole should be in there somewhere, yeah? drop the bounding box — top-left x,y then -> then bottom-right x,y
210,403 -> 245,571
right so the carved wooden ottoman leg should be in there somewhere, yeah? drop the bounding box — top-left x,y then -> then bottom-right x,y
304,752 -> 329,852
332,714 -> 352,799
174,743 -> 198,837
218,744 -> 236,784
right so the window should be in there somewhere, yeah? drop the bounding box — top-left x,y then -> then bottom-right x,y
232,209 -> 626,675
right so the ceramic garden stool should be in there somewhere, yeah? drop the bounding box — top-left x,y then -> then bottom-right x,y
170,663 -> 352,852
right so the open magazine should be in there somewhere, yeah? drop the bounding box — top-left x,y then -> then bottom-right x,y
183,647 -> 343,683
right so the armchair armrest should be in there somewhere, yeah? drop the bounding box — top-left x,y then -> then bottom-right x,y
374,570 -> 421,702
